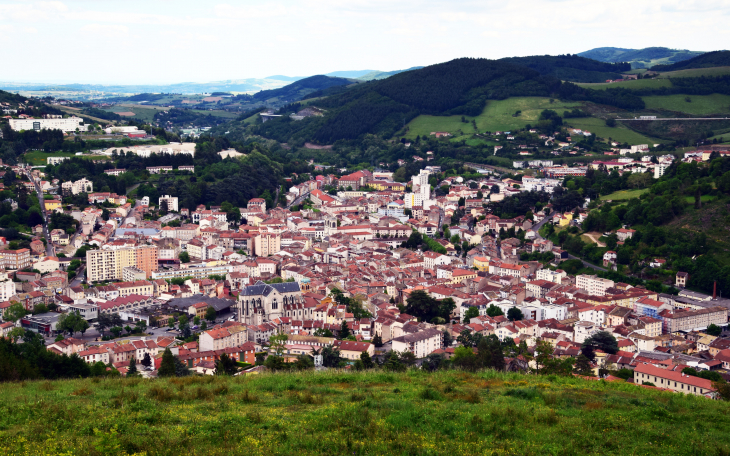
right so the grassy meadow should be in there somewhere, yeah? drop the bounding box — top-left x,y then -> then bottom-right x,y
1,370 -> 729,456
405,97 -> 583,138
600,189 -> 650,201
22,151 -> 108,166
575,79 -> 672,91
565,117 -> 664,145
641,94 -> 730,116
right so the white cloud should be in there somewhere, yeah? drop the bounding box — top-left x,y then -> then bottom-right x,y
80,23 -> 129,37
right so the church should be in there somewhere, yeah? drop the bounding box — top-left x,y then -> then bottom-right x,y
237,281 -> 302,325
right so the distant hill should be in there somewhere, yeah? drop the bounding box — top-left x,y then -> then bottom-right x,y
579,47 -> 705,69
651,50 -> 730,71
356,67 -> 424,81
246,57 -> 645,144
500,55 -> 629,83
251,75 -> 355,104
325,70 -> 376,78
265,75 -> 306,82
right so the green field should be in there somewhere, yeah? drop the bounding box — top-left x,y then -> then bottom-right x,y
658,66 -> 730,79
1,370 -> 729,456
575,78 -> 672,91
566,117 -> 664,145
641,94 -> 730,116
600,188 -> 650,201
405,97 -> 583,138
104,106 -> 160,122
22,151 -> 107,166
190,109 -> 239,118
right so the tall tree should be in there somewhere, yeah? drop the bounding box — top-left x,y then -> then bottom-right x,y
127,357 -> 139,377
158,348 -> 176,377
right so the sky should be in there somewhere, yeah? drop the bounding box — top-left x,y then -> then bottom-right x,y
0,0 -> 728,85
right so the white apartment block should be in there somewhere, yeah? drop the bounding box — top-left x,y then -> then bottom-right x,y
391,328 -> 442,359
159,195 -> 179,212
48,156 -> 70,165
10,117 -> 87,132
61,177 -> 93,195
536,268 -> 566,284
576,274 -> 614,296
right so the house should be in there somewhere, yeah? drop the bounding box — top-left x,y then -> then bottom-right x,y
676,272 -> 689,288
333,340 -> 375,361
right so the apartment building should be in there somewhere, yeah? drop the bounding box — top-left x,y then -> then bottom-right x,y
662,306 -> 727,334
391,328 -> 442,358
9,117 -> 86,132
576,274 -> 614,297
61,178 -> 93,196
634,363 -> 715,397
86,245 -> 158,282
198,325 -> 248,352
2,249 -> 31,270
254,233 -> 281,257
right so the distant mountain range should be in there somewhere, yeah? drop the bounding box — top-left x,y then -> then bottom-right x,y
578,47 -> 705,69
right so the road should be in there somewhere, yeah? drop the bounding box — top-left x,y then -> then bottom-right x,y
23,167 -> 54,256
287,191 -> 310,209
567,253 -> 607,272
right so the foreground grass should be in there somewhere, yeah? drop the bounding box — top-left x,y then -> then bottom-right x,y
1,370 -> 729,456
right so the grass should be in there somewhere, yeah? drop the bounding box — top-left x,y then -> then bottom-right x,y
1,370 -> 729,456
22,151 -> 107,166
575,79 -> 673,91
600,188 -> 650,201
565,117 -> 665,145
683,195 -> 718,204
658,66 -> 730,79
104,106 -> 160,122
642,94 -> 730,116
405,97 -> 583,139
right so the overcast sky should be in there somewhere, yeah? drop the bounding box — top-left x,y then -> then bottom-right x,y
0,0 -> 727,85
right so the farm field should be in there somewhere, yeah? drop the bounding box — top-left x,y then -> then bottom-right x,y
404,97 -> 583,139
600,188 -> 650,201
56,106 -> 111,124
103,105 -> 160,122
641,94 -> 730,116
565,117 -> 664,145
1,370 -> 729,456
658,66 -> 730,79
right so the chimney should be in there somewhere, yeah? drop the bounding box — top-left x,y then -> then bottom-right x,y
713,281 -> 717,300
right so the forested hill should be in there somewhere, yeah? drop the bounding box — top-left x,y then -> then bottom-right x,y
0,89 -> 28,104
652,50 -> 730,71
251,75 -> 354,103
579,47 -> 705,68
246,57 -> 646,143
500,55 -> 630,83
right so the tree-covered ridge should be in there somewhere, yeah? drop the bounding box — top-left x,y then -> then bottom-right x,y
252,75 -> 354,103
652,50 -> 730,71
501,54 -> 630,82
243,57 -> 646,143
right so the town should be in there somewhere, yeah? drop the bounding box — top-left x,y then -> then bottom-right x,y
1,140 -> 729,401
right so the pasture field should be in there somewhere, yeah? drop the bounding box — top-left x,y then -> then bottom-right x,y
575,78 -> 672,91
22,151 -> 107,166
1,370 -> 729,456
565,117 -> 664,145
641,94 -> 730,116
405,97 -> 583,139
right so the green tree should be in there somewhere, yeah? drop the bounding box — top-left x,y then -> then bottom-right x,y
574,354 -> 593,376
442,330 -> 453,348
215,353 -> 239,376
269,333 -> 288,357
158,348 -> 176,377
486,304 -> 504,317
141,352 -> 152,368
463,306 -> 479,322
179,251 -> 190,263
314,328 -> 334,337
205,306 -> 217,322
178,314 -> 189,327
582,331 -> 619,356
294,354 -> 314,371
372,333 -> 383,347
404,290 -> 454,322
127,357 -> 139,377
507,307 -> 524,322
706,324 -> 722,336
360,352 -> 375,369
167,317 -> 175,328
193,316 -> 201,326
382,350 -> 405,372
339,320 -> 351,339
3,302 -> 27,323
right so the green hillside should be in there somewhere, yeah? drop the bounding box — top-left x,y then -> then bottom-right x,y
251,75 -> 354,104
565,117 -> 665,144
1,370 -> 729,456
652,50 -> 730,71
501,55 -> 630,82
642,94 -> 730,116
579,47 -> 705,69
